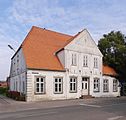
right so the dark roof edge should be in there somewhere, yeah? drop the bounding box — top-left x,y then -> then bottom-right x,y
27,68 -> 66,72
11,26 -> 35,60
103,73 -> 118,77
11,46 -> 22,59
55,29 -> 84,54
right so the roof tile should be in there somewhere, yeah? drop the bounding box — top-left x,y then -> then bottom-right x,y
22,26 -> 73,71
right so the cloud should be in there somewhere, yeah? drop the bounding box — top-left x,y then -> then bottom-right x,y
1,0 -> 126,80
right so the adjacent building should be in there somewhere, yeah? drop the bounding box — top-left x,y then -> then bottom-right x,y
9,26 -> 120,101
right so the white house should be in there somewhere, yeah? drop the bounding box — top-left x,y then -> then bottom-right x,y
9,26 -> 120,102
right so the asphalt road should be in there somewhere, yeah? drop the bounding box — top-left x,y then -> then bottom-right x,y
0,98 -> 126,120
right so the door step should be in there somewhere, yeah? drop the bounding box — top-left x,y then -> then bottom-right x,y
80,95 -> 94,99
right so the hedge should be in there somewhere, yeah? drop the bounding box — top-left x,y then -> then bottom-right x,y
6,91 -> 26,101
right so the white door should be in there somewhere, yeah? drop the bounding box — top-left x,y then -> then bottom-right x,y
81,77 -> 89,95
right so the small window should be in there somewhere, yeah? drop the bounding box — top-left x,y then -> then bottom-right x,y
72,54 -> 77,65
70,77 -> 77,93
94,57 -> 98,68
113,79 -> 118,92
83,55 -> 88,67
94,78 -> 100,92
15,81 -> 18,91
22,81 -> 25,93
103,79 -> 109,92
54,77 -> 63,94
35,77 -> 45,94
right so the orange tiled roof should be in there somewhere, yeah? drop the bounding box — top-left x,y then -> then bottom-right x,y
103,65 -> 117,76
20,26 -> 117,75
21,26 -> 73,71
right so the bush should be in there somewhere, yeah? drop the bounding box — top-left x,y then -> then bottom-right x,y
6,91 -> 26,101
0,87 -> 7,95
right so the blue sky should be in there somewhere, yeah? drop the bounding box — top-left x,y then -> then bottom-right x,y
0,0 -> 126,80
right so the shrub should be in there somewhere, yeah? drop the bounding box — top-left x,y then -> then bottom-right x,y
0,87 -> 7,95
6,91 -> 25,101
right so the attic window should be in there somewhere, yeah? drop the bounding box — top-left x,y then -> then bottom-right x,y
72,53 -> 77,66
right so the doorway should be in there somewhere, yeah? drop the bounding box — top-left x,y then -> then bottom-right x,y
81,77 -> 89,95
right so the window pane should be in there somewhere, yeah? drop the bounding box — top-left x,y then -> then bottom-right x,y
70,83 -> 72,91
55,83 -> 58,92
59,78 -> 61,82
85,83 -> 87,89
41,78 -> 43,82
55,78 -> 57,82
36,83 -> 39,88
36,78 -> 39,82
82,83 -> 84,89
41,83 -> 43,92
73,83 -> 76,90
59,84 -> 61,92
36,88 -> 39,92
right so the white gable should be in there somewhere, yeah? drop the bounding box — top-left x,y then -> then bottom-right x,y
65,29 -> 103,57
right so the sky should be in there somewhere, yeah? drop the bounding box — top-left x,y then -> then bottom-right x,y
0,0 -> 126,80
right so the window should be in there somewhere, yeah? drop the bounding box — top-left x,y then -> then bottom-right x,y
72,54 -> 77,65
94,57 -> 98,68
16,81 -> 18,91
113,79 -> 118,92
70,77 -> 77,93
14,81 -> 15,91
22,81 -> 25,93
83,55 -> 88,67
94,78 -> 100,92
54,77 -> 63,94
103,79 -> 109,92
35,77 -> 45,94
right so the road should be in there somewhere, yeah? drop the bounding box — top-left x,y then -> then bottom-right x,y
0,97 -> 126,120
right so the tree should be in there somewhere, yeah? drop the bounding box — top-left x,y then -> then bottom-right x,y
98,31 -> 126,81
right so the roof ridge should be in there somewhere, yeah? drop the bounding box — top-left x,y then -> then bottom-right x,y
32,26 -> 73,38
55,29 -> 85,54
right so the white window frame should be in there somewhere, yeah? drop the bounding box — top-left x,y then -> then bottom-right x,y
94,57 -> 98,68
72,53 -> 77,66
54,77 -> 63,94
93,78 -> 100,92
35,76 -> 45,94
113,79 -> 118,92
103,79 -> 109,92
83,55 -> 88,67
70,77 -> 77,93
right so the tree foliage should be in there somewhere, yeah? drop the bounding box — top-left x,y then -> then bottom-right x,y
98,31 -> 126,81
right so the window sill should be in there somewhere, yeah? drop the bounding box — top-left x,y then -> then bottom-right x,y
69,91 -> 77,93
93,90 -> 100,92
103,91 -> 109,93
83,66 -> 88,67
34,92 -> 46,95
71,64 -> 77,66
113,91 -> 118,92
54,92 -> 63,94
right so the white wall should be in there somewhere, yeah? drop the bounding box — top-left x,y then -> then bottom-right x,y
9,48 -> 27,94
101,75 -> 120,97
26,70 -> 66,101
57,50 -> 65,67
64,29 -> 103,98
10,72 -> 26,94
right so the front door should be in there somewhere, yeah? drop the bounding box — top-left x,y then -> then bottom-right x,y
81,77 -> 89,95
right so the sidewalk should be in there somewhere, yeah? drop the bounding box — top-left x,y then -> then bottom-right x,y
0,98 -> 95,113
0,96 -> 126,113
